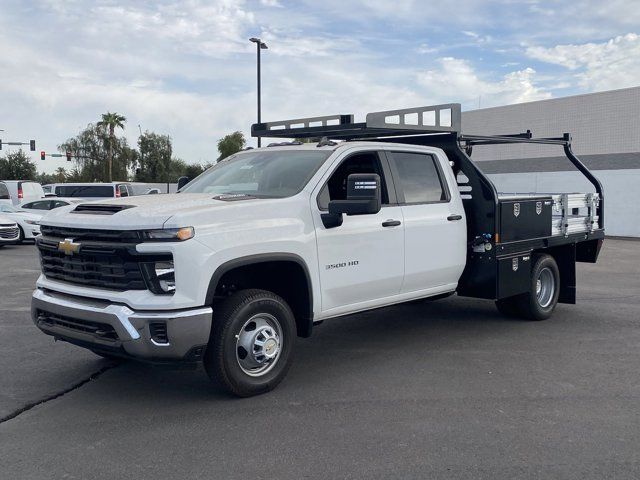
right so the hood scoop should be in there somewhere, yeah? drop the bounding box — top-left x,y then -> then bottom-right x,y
72,204 -> 136,215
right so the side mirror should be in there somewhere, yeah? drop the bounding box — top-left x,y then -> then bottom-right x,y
322,173 -> 382,228
177,176 -> 190,191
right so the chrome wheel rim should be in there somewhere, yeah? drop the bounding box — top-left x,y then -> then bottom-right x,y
536,267 -> 555,308
235,313 -> 282,377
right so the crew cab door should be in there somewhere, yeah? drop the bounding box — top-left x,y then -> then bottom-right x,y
311,150 -> 404,314
385,150 -> 466,294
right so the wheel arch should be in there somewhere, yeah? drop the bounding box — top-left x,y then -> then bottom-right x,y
205,253 -> 314,337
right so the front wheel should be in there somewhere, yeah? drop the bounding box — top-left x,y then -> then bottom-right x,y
204,289 -> 296,397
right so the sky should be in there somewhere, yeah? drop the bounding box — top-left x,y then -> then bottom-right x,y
1,0 -> 639,174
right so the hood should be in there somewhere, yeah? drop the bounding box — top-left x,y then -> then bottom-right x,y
12,210 -> 43,221
0,214 -> 16,225
39,193 -> 264,230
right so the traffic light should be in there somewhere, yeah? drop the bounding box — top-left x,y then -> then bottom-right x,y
30,140 -> 36,151
40,151 -> 46,161
66,151 -> 72,161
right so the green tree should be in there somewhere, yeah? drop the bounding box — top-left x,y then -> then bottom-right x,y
136,132 -> 174,182
35,172 -> 56,185
60,123 -> 137,182
183,162 -> 211,179
217,131 -> 245,161
135,133 -> 211,182
53,167 -> 68,183
97,112 -> 127,182
0,150 -> 37,180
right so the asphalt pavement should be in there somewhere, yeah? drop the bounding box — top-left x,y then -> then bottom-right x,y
1,239 -> 639,479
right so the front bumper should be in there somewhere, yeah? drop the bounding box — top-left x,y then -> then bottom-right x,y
32,288 -> 212,362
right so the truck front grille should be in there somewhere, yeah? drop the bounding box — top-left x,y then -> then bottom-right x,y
0,226 -> 19,239
38,245 -> 148,290
37,227 -> 172,291
36,310 -> 119,341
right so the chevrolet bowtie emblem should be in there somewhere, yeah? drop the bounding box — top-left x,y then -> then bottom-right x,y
58,238 -> 81,256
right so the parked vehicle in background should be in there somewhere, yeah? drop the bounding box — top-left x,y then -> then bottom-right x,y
0,204 -> 41,242
129,183 -> 175,195
42,184 -> 53,195
20,198 -> 83,211
0,215 -> 20,247
49,182 -> 134,199
145,188 -> 161,194
0,180 -> 46,205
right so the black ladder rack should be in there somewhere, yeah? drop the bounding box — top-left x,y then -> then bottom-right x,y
250,102 -> 604,230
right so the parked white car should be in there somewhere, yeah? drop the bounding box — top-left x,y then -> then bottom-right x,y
0,214 -> 20,247
0,180 -> 46,205
0,204 -> 43,242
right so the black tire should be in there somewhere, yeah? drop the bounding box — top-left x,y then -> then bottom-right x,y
518,254 -> 560,321
17,226 -> 24,244
204,289 -> 296,397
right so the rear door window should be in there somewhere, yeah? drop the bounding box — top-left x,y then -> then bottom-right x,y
388,152 -> 449,204
0,183 -> 9,200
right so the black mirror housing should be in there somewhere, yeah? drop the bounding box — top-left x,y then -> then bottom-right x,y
328,173 -> 381,216
177,176 -> 190,191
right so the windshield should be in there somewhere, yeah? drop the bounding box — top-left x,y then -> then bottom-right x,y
54,185 -> 114,197
181,150 -> 331,198
0,204 -> 17,213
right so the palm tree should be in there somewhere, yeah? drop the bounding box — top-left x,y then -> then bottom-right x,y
97,112 -> 126,182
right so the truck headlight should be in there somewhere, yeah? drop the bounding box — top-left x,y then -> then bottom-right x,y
140,227 -> 194,241
141,260 -> 175,294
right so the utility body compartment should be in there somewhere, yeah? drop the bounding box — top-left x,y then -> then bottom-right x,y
498,195 -> 552,242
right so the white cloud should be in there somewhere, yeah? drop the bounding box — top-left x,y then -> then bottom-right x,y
417,57 -> 551,108
416,44 -> 438,54
526,33 -> 640,90
1,0 -> 637,176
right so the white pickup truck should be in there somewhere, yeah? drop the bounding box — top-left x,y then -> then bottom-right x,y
32,104 -> 604,396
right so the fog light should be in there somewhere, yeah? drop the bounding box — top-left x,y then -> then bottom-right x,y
141,260 -> 175,295
155,261 -> 175,293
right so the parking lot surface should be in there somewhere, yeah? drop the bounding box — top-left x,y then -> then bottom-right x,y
1,239 -> 639,479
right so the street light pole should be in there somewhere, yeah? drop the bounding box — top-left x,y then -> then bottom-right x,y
138,124 -> 144,176
249,37 -> 268,147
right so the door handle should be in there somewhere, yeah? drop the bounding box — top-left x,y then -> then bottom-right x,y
382,220 -> 402,227
447,214 -> 463,221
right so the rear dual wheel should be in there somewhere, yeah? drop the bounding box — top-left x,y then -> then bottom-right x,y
496,254 -> 560,321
